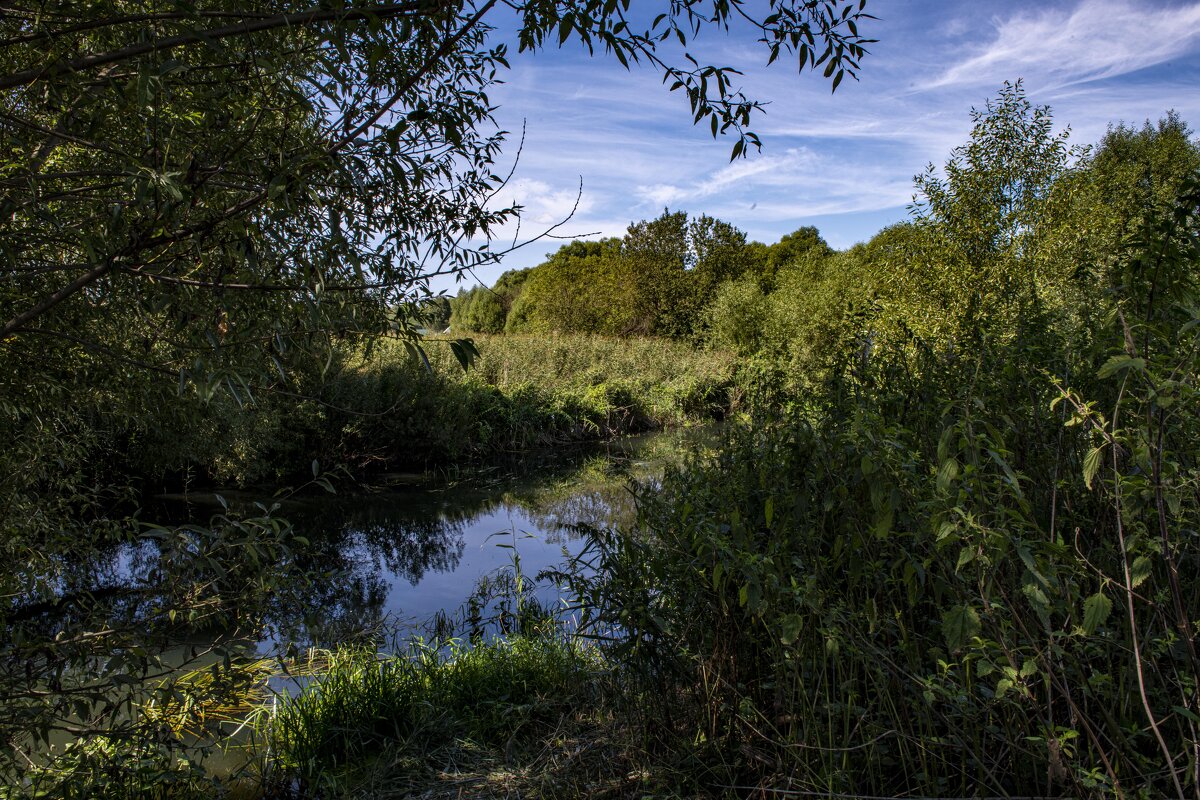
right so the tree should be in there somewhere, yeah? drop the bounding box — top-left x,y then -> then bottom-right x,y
620,210 -> 690,336
909,80 -> 1081,344
690,213 -> 751,299
760,225 -> 833,289
418,296 -> 453,331
1059,113 -> 1200,289
449,268 -> 529,332
507,238 -> 634,334
621,209 -> 758,338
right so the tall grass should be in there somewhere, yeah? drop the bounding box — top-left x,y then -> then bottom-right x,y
323,333 -> 736,471
428,333 -> 737,422
259,635 -> 604,796
142,333 -> 737,485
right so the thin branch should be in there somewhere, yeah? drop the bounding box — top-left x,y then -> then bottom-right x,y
0,2 -> 442,91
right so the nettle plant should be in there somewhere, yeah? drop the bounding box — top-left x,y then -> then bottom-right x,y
1050,173 -> 1200,798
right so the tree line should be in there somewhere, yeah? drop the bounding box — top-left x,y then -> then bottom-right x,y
449,214 -> 831,338
453,95 -> 1199,403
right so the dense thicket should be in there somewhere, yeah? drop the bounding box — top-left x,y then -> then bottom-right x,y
566,91 -> 1200,797
449,213 -> 830,340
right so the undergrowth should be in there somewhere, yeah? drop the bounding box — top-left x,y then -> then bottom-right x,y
256,635 -> 613,799
137,333 -> 737,486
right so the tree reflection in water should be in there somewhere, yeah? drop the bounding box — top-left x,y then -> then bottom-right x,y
144,425 -> 716,647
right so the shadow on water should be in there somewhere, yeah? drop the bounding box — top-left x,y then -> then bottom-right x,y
148,425 -> 716,649
14,427 -> 715,783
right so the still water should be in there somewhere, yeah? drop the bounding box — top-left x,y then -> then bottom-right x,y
29,428 -> 712,779
159,426 -> 711,647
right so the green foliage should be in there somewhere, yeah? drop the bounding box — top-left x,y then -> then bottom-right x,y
564,94 -> 1200,797
704,275 -> 767,355
758,225 -> 834,290
906,81 -> 1081,347
460,211 -> 768,340
450,268 -> 533,334
450,285 -> 507,334
507,211 -> 761,340
622,210 -> 701,338
263,635 -> 601,794
416,296 -> 452,332
138,334 -> 738,484
506,240 -> 634,335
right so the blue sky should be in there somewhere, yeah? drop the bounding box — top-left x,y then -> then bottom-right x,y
442,0 -> 1200,291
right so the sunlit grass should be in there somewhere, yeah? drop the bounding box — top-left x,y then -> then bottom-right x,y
256,635 -> 605,796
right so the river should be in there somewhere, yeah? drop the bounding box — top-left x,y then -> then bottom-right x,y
153,425 -> 712,650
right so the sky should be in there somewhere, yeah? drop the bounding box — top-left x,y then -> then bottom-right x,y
440,0 -> 1200,292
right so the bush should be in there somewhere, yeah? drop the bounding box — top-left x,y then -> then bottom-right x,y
571,175 -> 1200,798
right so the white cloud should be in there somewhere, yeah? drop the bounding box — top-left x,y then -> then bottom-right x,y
928,0 -> 1200,91
494,178 -> 594,226
636,149 -> 818,206
431,0 -> 1200,294
635,147 -> 913,218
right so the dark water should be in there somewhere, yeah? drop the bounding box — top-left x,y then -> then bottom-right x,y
27,428 -> 711,777
155,427 -> 711,648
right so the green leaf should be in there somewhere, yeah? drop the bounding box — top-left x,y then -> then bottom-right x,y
1097,355 -> 1146,379
1082,592 -> 1112,635
1131,555 -> 1153,588
780,613 -> 803,646
1083,446 -> 1104,489
1173,705 -> 1200,725
449,338 -> 479,371
936,458 -> 960,494
1022,582 -> 1051,615
956,547 -> 976,571
942,605 -> 981,653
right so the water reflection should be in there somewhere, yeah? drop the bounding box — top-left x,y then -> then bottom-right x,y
6,428 -> 711,782
270,429 -> 702,644
144,426 -> 712,648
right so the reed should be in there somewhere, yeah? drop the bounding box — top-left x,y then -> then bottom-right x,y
258,635 -> 603,795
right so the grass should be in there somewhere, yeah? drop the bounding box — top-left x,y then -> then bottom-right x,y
255,635 -> 617,798
427,333 -> 738,426
313,333 -> 738,474
130,332 -> 738,486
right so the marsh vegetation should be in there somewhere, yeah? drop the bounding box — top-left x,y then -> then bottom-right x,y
4,3 -> 1200,798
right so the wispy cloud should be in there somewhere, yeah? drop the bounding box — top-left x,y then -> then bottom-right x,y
434,0 -> 1200,292
635,147 -> 912,218
927,0 -> 1200,91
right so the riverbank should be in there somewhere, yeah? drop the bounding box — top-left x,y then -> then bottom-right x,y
20,632 -> 694,800
132,333 -> 738,488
